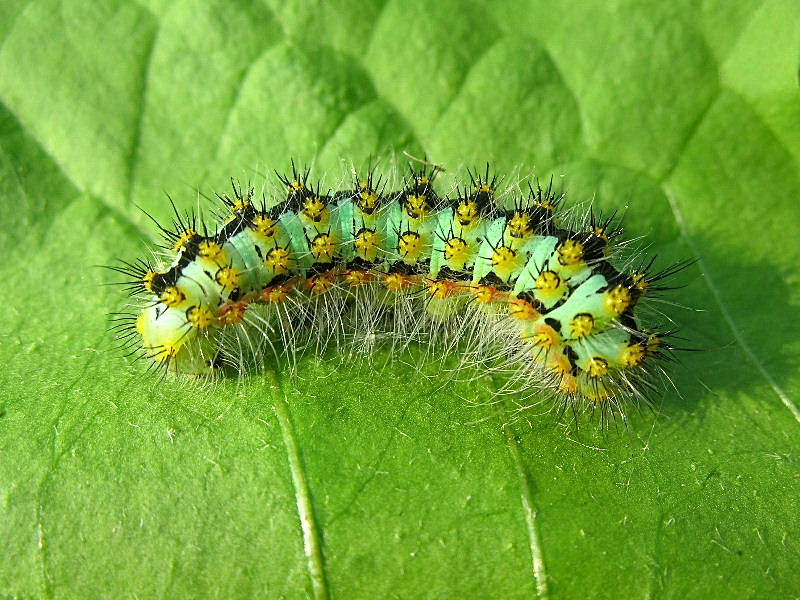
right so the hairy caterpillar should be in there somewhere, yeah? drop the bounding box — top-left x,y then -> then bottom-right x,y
109,160 -> 687,420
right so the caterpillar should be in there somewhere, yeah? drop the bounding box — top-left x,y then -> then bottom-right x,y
109,160 -> 687,420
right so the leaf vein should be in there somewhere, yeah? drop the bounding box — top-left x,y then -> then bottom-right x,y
665,189 -> 800,424
268,371 -> 330,600
503,423 -> 549,599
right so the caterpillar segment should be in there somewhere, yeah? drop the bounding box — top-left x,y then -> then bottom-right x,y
112,162 -> 680,409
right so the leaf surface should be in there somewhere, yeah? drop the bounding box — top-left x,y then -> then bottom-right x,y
1,1 -> 798,597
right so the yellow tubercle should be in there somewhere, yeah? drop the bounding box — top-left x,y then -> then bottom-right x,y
231,197 -> 251,212
550,353 -> 579,394
343,270 -> 373,287
251,215 -> 277,238
302,197 -> 328,223
173,229 -> 197,252
260,284 -> 291,304
152,343 -> 181,363
215,266 -> 240,291
507,212 -> 533,239
558,239 -> 584,266
135,313 -> 146,335
570,313 -> 594,338
471,285 -> 504,305
357,190 -> 379,214
444,236 -> 469,268
186,305 -> 215,329
310,233 -> 337,262
508,297 -> 540,321
454,200 -> 479,228
427,279 -> 461,299
143,271 -> 157,293
308,273 -> 335,294
491,245 -> 518,276
531,323 -> 560,348
559,375 -> 578,394
354,229 -> 380,261
549,352 -> 573,376
404,194 -> 430,220
398,231 -> 423,262
535,270 -> 560,292
585,356 -> 609,379
646,336 -> 661,353
593,226 -> 609,241
265,247 -> 291,275
384,273 -> 414,291
160,285 -> 186,308
534,270 -> 566,302
605,285 -> 632,316
632,272 -> 649,293
219,301 -> 248,325
621,343 -> 645,366
198,240 -> 226,263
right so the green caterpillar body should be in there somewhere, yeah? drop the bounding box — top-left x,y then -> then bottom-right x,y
112,162 -> 679,410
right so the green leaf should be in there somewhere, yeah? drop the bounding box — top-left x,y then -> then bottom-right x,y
1,0 -> 799,597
